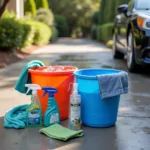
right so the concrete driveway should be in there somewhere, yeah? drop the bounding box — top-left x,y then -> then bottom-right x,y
0,38 -> 150,150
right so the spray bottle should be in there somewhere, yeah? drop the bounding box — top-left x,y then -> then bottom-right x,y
42,87 -> 60,127
25,84 -> 42,127
69,83 -> 81,130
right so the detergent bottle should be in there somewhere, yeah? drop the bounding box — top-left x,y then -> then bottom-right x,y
25,84 -> 42,127
42,87 -> 60,127
69,83 -> 81,130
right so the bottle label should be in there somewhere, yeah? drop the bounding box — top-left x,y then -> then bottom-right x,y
70,103 -> 81,127
27,106 -> 41,125
50,113 -> 59,124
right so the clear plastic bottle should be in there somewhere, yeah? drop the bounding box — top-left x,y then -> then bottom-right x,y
69,83 -> 81,130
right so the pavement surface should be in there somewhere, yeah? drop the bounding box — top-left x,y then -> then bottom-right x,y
0,38 -> 150,150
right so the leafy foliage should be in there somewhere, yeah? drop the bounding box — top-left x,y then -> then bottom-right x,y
0,18 -> 24,51
35,0 -> 49,9
99,0 -> 130,24
50,27 -> 59,42
96,23 -> 114,43
27,21 -> 52,45
24,0 -> 36,16
54,15 -> 69,37
49,0 -> 100,37
34,8 -> 54,26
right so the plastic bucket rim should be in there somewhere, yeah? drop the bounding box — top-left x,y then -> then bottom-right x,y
28,65 -> 78,75
73,68 -> 123,80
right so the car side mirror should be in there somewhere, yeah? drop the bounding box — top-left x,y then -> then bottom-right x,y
117,4 -> 128,14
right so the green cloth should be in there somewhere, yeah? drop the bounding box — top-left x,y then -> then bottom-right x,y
15,60 -> 45,95
39,124 -> 83,141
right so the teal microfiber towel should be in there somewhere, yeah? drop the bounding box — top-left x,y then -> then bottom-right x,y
39,124 -> 83,141
4,104 -> 29,129
15,60 -> 45,94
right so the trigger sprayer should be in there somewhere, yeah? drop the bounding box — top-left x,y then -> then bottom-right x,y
42,87 -> 60,127
25,84 -> 42,127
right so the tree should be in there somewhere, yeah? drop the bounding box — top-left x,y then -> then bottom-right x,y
35,0 -> 49,9
49,0 -> 100,36
24,0 -> 36,16
0,0 -> 10,18
99,0 -> 130,25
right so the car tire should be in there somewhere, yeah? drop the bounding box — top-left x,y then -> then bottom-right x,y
127,31 -> 139,72
112,34 -> 124,59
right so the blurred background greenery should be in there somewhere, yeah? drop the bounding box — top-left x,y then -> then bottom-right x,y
0,0 -> 131,51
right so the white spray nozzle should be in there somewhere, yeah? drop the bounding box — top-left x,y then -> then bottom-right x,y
73,83 -> 78,94
25,84 -> 41,95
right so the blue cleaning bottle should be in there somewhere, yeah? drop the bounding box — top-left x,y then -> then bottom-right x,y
42,87 -> 60,127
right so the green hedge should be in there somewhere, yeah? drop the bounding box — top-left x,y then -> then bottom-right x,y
54,15 -> 69,37
90,26 -> 97,40
35,8 -> 54,26
27,21 -> 52,45
35,0 -> 49,9
99,0 -> 130,24
96,23 -> 114,43
24,0 -> 36,16
0,10 -> 52,51
0,18 -> 25,51
50,27 -> 59,42
20,21 -> 35,47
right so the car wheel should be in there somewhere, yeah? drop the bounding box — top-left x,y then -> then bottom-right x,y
127,31 -> 139,72
112,34 -> 124,59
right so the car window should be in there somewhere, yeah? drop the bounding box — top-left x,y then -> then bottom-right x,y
135,0 -> 150,10
128,0 -> 134,12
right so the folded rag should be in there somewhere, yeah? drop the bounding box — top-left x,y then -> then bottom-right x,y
4,104 -> 29,129
15,60 -> 45,94
97,71 -> 128,99
39,124 -> 83,141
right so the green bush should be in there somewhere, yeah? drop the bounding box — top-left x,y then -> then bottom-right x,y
99,0 -> 130,25
0,18 -> 25,51
106,40 -> 113,48
35,8 -> 54,26
27,21 -> 52,45
50,27 -> 59,42
90,26 -> 97,40
2,10 -> 17,19
54,15 -> 69,37
19,21 -> 35,47
96,23 -> 114,43
92,11 -> 100,25
35,0 -> 49,9
24,0 -> 36,16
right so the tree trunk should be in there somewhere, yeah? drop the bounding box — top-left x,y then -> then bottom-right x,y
0,0 -> 10,18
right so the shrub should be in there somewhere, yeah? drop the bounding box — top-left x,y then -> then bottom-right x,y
24,0 -> 36,16
96,23 -> 114,43
0,18 -> 24,51
90,26 -> 97,40
27,21 -> 52,45
35,0 -> 49,9
106,40 -> 114,48
99,0 -> 130,25
92,11 -> 100,25
50,27 -> 59,42
35,8 -> 54,26
54,15 -> 69,37
19,21 -> 35,47
2,10 -> 16,19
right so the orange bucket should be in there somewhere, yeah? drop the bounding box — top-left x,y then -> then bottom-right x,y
28,66 -> 78,120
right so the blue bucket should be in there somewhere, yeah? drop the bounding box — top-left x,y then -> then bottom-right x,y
74,68 -> 121,127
